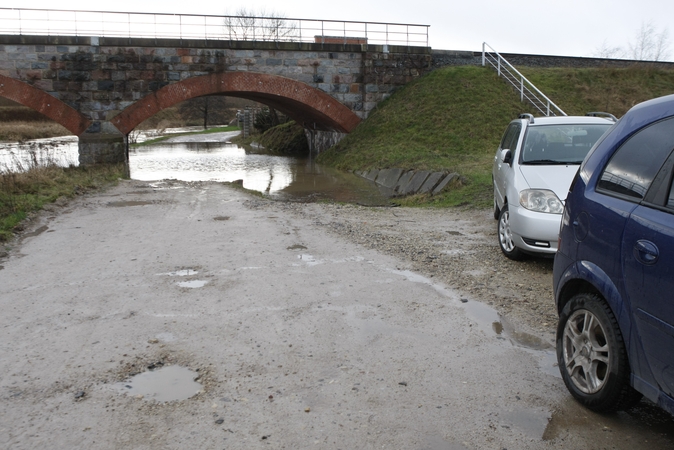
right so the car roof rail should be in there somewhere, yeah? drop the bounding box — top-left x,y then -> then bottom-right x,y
586,112 -> 618,122
518,113 -> 535,124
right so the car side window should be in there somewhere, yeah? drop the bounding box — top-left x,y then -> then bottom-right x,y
597,117 -> 674,201
500,123 -> 521,151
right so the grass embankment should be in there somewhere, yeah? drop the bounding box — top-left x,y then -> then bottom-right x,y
318,64 -> 674,207
0,164 -> 128,241
0,107 -> 72,142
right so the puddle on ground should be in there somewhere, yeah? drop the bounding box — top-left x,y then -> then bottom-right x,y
500,407 -> 552,439
158,269 -> 199,277
107,200 -> 155,207
115,365 -> 202,402
389,268 -> 560,376
23,225 -> 49,238
287,244 -> 307,250
177,280 -> 208,288
542,396 -> 674,446
294,254 -> 323,266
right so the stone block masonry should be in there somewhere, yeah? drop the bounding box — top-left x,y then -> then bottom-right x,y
0,35 -> 432,163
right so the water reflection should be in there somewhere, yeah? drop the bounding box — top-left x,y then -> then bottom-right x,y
130,141 -> 389,205
0,133 -> 389,205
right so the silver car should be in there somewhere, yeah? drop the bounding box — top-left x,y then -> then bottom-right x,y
492,113 -> 614,260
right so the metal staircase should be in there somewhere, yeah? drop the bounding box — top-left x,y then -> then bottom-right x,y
482,42 -> 566,117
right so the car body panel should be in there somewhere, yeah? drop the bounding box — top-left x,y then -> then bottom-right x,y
622,205 -> 674,397
518,165 -> 579,202
554,94 -> 674,416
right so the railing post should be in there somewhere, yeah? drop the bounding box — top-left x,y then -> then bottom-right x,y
482,42 -> 485,66
520,77 -> 524,102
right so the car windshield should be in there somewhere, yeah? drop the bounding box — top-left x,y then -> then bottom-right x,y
520,124 -> 611,164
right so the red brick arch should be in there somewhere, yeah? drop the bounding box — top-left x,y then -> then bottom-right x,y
0,74 -> 91,136
111,72 -> 361,135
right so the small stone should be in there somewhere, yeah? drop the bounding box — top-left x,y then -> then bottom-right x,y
74,391 -> 86,399
304,407 -> 311,413
398,381 -> 408,386
215,418 -> 224,425
148,338 -> 159,344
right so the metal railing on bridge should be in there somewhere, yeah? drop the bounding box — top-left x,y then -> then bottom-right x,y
482,42 -> 566,117
0,8 -> 429,48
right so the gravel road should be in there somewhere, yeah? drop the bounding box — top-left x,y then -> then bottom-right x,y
1,180 -> 672,449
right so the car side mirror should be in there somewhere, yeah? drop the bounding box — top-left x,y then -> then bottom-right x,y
502,149 -> 513,165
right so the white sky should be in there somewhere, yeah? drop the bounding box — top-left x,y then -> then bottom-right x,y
13,0 -> 674,61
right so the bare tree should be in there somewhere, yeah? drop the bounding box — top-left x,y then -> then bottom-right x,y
629,21 -> 671,61
223,8 -> 298,42
594,21 -> 671,61
593,39 -> 625,59
178,96 -> 229,129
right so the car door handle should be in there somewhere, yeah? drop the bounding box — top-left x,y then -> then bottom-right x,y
634,239 -> 659,265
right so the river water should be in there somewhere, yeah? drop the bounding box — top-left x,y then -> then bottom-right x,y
0,129 -> 389,205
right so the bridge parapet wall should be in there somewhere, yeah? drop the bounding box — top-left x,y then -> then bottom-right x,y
0,35 -> 431,125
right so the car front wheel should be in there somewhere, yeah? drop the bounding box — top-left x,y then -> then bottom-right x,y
497,205 -> 524,260
556,293 -> 642,412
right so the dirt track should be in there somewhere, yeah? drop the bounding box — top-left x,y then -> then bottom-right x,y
1,180 -> 672,449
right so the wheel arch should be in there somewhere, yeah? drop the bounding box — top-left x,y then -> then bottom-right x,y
556,260 -> 632,336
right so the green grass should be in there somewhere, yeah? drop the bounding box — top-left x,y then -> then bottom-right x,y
133,125 -> 240,147
318,64 -> 674,207
0,164 -> 127,241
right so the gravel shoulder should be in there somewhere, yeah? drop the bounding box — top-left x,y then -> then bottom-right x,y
273,201 -> 558,343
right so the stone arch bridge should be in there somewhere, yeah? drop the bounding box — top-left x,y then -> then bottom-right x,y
0,35 -> 431,164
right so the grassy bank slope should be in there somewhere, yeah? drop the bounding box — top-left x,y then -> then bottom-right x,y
318,64 -> 674,207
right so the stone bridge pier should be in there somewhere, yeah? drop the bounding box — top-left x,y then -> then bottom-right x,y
0,35 -> 432,164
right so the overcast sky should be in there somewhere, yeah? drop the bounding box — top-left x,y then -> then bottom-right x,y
13,0 -> 674,61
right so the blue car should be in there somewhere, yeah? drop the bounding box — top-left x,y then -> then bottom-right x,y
553,94 -> 674,415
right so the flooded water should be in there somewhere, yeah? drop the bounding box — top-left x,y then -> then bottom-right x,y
0,136 -> 79,170
130,140 -> 388,204
0,130 -> 389,205
115,365 -> 203,402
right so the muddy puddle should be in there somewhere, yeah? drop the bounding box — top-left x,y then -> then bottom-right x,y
114,365 -> 202,402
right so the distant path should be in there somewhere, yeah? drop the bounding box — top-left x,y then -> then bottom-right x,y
161,130 -> 241,144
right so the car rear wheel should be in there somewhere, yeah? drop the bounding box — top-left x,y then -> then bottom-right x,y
497,205 -> 524,260
556,293 -> 642,412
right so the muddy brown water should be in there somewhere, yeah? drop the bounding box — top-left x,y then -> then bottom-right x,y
2,133 -> 389,205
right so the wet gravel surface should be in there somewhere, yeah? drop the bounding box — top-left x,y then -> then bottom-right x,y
251,200 -> 558,344
2,180 -> 673,449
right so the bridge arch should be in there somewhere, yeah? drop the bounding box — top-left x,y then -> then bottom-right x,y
0,75 -> 92,136
112,72 -> 361,136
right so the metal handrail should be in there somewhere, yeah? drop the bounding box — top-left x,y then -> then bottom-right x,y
0,8 -> 430,47
482,42 -> 566,116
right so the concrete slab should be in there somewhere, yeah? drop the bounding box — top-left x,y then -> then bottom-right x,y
400,171 -> 431,196
375,168 -> 404,189
418,172 -> 445,194
363,169 -> 379,181
432,172 -> 460,195
394,171 -> 415,194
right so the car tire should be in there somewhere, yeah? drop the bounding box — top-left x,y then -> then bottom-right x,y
556,293 -> 642,412
497,205 -> 525,260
